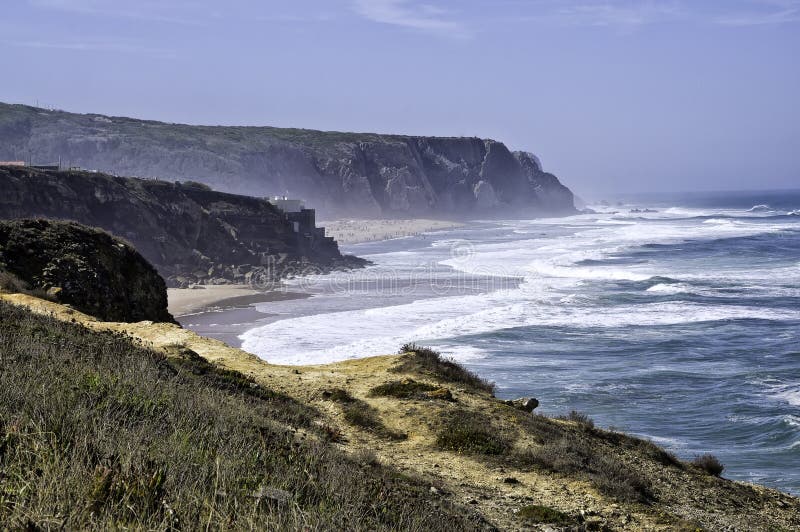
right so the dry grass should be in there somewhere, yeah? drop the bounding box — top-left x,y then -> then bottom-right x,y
435,410 -> 512,455
395,344 -> 495,394
0,302 -> 485,530
517,504 -> 571,524
692,454 -> 724,477
558,409 -> 595,429
322,388 -> 407,441
514,437 -> 652,503
368,378 -> 454,401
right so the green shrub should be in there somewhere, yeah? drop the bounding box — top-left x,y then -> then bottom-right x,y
518,504 -> 570,524
435,410 -> 511,455
559,409 -> 595,428
322,388 -> 407,441
368,379 -> 439,399
515,438 -> 652,503
396,344 -> 495,394
692,454 -> 724,477
0,270 -> 27,292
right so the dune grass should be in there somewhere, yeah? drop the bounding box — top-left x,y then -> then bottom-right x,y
395,344 -> 495,394
0,302 -> 484,530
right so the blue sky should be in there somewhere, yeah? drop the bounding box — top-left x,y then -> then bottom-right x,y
2,0 -> 798,195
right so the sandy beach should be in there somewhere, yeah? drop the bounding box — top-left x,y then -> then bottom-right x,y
321,218 -> 463,245
170,219 -> 464,316
167,285 -> 264,317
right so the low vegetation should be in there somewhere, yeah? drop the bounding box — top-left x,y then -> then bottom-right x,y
368,378 -> 454,401
692,454 -> 725,477
0,269 -> 53,301
514,436 -> 653,503
322,388 -> 407,441
0,302 -> 485,530
517,504 -> 571,524
395,344 -> 495,394
435,410 -> 512,455
559,409 -> 595,429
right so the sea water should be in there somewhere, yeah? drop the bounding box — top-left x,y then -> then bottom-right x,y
237,190 -> 800,494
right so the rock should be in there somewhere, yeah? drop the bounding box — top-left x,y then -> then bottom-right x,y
503,397 -> 539,413
473,180 -> 499,209
0,165 -> 367,287
429,486 -> 441,496
0,219 -> 174,323
426,388 -> 454,401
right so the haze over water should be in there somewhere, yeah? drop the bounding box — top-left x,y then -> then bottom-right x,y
225,190 -> 800,494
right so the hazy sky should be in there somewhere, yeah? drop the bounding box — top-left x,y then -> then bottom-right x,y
2,1 -> 798,195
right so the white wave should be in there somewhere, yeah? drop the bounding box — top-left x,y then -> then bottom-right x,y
769,385 -> 800,407
703,218 -> 734,225
785,415 -> 800,429
632,434 -> 687,448
646,283 -> 694,295
240,291 -> 800,365
748,204 -> 771,212
595,219 -> 636,225
426,344 -> 489,363
238,212 -> 799,365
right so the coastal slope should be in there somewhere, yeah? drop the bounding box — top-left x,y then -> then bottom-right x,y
2,291 -> 798,531
0,102 -> 576,218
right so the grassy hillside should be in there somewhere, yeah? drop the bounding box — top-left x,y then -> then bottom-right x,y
0,301 -> 485,530
1,289 -> 799,530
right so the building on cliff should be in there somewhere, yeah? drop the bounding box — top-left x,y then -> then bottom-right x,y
268,195 -> 337,257
268,196 -> 304,213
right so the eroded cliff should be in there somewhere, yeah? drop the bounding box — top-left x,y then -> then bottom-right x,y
0,103 -> 575,218
0,166 -> 365,287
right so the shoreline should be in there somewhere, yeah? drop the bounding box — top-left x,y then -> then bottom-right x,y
321,218 -> 463,245
168,285 -> 309,317
171,218 -> 465,317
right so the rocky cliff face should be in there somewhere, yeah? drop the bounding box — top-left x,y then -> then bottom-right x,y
0,103 -> 575,218
0,219 -> 173,322
0,166 -> 365,287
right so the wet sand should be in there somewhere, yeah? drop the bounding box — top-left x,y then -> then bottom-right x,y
168,285 -> 309,317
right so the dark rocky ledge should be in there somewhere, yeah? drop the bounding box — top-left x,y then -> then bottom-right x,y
0,166 -> 367,288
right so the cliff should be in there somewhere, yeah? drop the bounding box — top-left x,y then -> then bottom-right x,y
0,102 -> 576,218
0,166 -> 365,287
0,219 -> 172,322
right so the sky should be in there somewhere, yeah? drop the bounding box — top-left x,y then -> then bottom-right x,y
1,0 -> 798,196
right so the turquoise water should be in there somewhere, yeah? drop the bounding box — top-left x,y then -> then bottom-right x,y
220,190 -> 800,493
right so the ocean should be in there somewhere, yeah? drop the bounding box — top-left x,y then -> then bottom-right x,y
189,190 -> 800,494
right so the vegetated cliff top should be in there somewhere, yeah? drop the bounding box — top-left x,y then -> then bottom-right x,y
2,290 -> 798,531
0,102 -> 576,218
0,218 -> 173,323
0,165 -> 365,287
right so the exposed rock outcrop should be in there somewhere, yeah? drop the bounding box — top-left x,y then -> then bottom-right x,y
0,102 -> 576,218
0,219 -> 173,322
0,166 -> 366,287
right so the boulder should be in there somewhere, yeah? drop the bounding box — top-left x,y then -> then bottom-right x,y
503,397 -> 539,413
